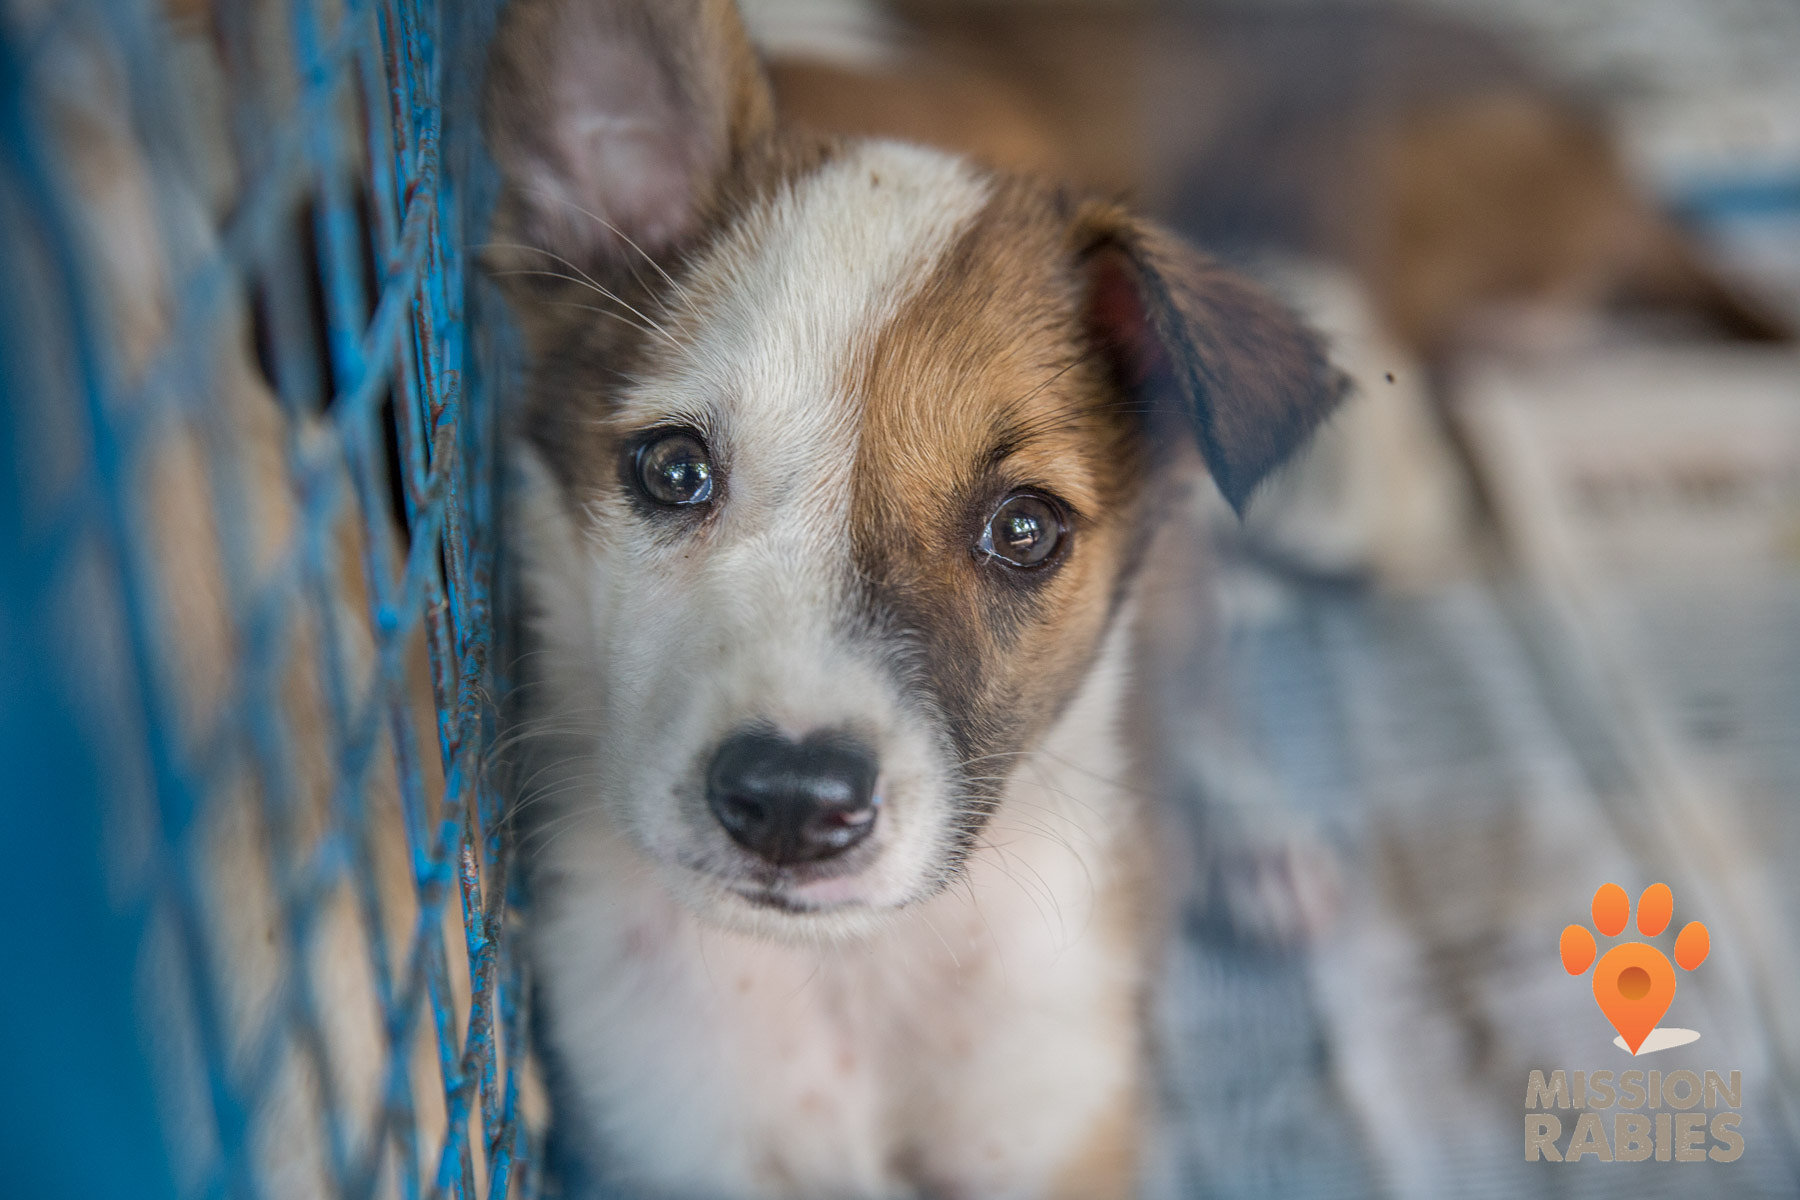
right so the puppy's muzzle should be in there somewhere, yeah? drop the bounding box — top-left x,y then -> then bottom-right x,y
705,729 -> 879,865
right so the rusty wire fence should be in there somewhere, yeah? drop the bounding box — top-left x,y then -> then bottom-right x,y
0,0 -> 535,1196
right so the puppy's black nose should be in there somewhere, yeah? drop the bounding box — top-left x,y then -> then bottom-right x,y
705,730 -> 878,865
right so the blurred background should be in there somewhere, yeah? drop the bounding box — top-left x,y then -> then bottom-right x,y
3,0 -> 1797,1197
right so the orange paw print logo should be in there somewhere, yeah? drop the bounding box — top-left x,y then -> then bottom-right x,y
1561,883 -> 1709,1054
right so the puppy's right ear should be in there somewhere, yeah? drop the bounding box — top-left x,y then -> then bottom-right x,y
1075,205 -> 1346,514
483,0 -> 774,277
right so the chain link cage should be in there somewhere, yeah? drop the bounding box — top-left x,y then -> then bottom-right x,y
0,0 -> 536,1197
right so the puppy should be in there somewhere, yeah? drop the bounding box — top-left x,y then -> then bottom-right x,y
483,0 -> 1342,1195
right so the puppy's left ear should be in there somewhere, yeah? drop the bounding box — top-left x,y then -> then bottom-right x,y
1076,206 -> 1347,513
483,0 -> 776,278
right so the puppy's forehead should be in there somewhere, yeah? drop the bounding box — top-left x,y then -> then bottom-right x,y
622,140 -> 991,443
852,181 -> 1123,518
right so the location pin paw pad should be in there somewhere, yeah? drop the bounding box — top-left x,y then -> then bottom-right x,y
1561,883 -> 1709,1054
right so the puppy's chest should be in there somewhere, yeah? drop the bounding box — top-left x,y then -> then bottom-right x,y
545,811 -> 1140,1198
582,917 -> 902,1193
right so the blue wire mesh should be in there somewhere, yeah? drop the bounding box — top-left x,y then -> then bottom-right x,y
0,0 -> 535,1196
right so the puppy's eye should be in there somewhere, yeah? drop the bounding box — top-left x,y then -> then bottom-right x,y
978,491 -> 1065,568
635,430 -> 715,506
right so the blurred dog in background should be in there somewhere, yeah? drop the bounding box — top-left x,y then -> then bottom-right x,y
756,0 -> 1788,357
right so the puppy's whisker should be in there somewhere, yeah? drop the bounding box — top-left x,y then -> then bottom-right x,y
534,296 -> 676,352
506,759 -> 599,809
484,250 -> 691,356
916,911 -> 963,970
518,802 -> 603,854
974,837 -> 1063,942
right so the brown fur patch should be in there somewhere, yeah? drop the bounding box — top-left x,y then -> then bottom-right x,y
846,178 -> 1153,850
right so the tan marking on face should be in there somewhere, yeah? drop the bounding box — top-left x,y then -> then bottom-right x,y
848,178 -> 1152,821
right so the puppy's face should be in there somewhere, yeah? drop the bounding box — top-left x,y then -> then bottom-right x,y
486,0 -> 1339,938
